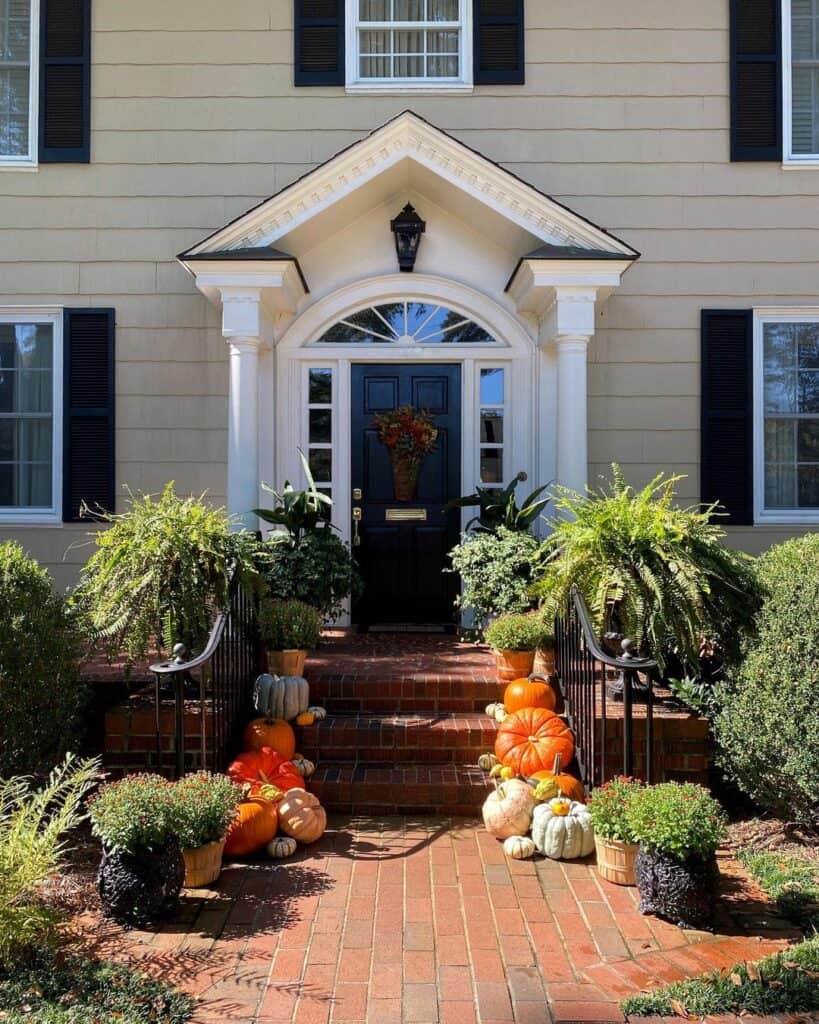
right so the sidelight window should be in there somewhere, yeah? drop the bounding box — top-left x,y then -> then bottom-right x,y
307,367 -> 333,499
479,366 -> 504,485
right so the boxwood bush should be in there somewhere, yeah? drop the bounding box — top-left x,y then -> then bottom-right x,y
714,534 -> 819,824
0,543 -> 87,777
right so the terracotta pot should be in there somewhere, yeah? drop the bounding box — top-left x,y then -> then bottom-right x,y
595,836 -> 638,886
495,649 -> 536,682
533,646 -> 556,678
391,456 -> 420,502
182,839 -> 225,888
267,649 -> 307,676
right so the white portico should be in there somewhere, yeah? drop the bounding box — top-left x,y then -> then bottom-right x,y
178,112 -> 638,539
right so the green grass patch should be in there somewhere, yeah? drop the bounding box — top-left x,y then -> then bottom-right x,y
622,936 -> 819,1017
738,847 -> 819,930
0,952 -> 194,1024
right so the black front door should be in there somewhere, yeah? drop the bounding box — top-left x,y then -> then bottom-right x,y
351,364 -> 461,627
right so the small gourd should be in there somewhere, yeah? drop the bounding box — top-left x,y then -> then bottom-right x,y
253,673 -> 310,723
485,702 -> 504,719
295,711 -> 316,726
482,778 -> 535,840
478,752 -> 499,772
292,756 -> 316,778
503,835 -> 536,860
267,836 -> 298,859
307,706 -> 327,721
490,764 -> 515,781
530,755 -> 586,804
532,799 -> 595,860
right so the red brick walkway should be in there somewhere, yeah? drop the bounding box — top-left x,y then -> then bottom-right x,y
71,817 -> 800,1024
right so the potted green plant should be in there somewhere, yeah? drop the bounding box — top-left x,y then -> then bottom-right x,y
174,772 -> 243,888
586,776 -> 644,886
484,612 -> 547,682
626,781 -> 728,930
89,774 -> 184,925
259,598 -> 322,676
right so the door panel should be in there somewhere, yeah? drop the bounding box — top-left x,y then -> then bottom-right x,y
351,363 -> 461,626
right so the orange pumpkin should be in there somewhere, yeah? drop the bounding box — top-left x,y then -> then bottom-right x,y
503,677 -> 557,715
227,747 -> 303,794
530,754 -> 586,804
223,797 -> 278,857
242,717 -> 296,759
495,707 -> 575,778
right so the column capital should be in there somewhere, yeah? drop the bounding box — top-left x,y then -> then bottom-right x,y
220,287 -> 264,345
228,336 -> 265,356
554,333 -> 591,352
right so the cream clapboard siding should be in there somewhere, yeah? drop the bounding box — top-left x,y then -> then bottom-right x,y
1,0 -> 817,588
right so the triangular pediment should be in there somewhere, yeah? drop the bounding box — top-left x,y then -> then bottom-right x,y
180,111 -> 638,262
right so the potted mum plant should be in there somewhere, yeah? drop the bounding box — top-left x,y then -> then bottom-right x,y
586,776 -> 643,886
626,781 -> 727,930
89,774 -> 185,925
259,598 -> 322,676
485,612 -> 547,682
174,772 -> 243,888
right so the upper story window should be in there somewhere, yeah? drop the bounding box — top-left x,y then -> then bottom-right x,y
348,0 -> 471,89
786,0 -> 819,159
0,0 -> 37,165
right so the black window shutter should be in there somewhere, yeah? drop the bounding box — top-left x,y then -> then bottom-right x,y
730,0 -> 782,161
63,308 -> 115,522
39,0 -> 91,163
294,0 -> 344,86
701,310 -> 754,525
473,0 -> 524,86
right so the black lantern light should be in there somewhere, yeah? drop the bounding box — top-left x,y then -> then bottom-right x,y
390,203 -> 426,273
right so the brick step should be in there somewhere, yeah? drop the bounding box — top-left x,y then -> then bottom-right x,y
309,762 -> 493,815
307,675 -> 503,714
298,712 -> 498,765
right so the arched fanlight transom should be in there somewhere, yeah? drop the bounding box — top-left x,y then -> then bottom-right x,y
312,301 -> 500,345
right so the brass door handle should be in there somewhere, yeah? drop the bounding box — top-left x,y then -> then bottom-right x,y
352,507 -> 362,546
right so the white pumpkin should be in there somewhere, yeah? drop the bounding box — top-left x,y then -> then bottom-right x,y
484,703 -> 507,723
478,752 -> 499,772
503,835 -> 536,860
254,674 -> 310,722
482,778 -> 536,840
292,756 -> 316,778
267,836 -> 298,859
307,706 -> 327,721
532,799 -> 595,860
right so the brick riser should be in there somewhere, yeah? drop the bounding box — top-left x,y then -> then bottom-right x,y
308,675 -> 502,715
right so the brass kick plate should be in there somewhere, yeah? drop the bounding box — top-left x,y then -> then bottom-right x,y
386,508 -> 428,522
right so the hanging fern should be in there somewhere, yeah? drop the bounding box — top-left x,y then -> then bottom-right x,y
533,467 -> 760,672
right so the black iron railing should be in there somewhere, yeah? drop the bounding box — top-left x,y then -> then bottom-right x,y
554,585 -> 657,791
149,574 -> 264,779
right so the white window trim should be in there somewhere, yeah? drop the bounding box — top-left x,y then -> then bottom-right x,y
0,306 -> 62,524
345,0 -> 473,94
0,0 -> 39,170
753,306 -> 819,525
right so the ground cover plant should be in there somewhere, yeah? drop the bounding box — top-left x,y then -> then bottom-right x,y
739,847 -> 819,931
0,542 -> 87,776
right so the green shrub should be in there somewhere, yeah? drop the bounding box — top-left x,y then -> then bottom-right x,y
586,776 -> 644,843
258,529 -> 362,621
626,782 -> 727,860
533,467 -> 760,672
75,484 -> 259,664
89,774 -> 180,854
173,772 -> 242,850
259,598 -> 322,651
0,542 -> 87,777
484,612 -> 547,652
714,533 -> 819,824
0,952 -> 193,1024
0,755 -> 101,966
448,526 -> 540,629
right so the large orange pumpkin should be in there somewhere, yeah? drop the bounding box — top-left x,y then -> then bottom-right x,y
503,677 -> 557,715
242,717 -> 296,760
224,797 -> 278,857
495,707 -> 575,778
530,754 -> 586,804
227,747 -> 303,794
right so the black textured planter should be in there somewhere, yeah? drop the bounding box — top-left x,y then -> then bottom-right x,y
634,845 -> 719,930
98,840 -> 185,926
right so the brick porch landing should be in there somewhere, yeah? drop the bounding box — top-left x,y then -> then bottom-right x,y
71,816 -> 801,1024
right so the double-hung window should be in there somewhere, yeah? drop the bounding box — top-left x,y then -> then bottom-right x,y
755,310 -> 819,521
347,0 -> 472,91
0,309 -> 61,522
0,0 -> 37,165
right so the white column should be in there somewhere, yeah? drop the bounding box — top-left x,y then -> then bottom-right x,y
221,288 -> 264,529
555,335 -> 590,493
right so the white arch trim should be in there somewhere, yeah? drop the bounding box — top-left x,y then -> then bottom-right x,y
277,274 -> 536,358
